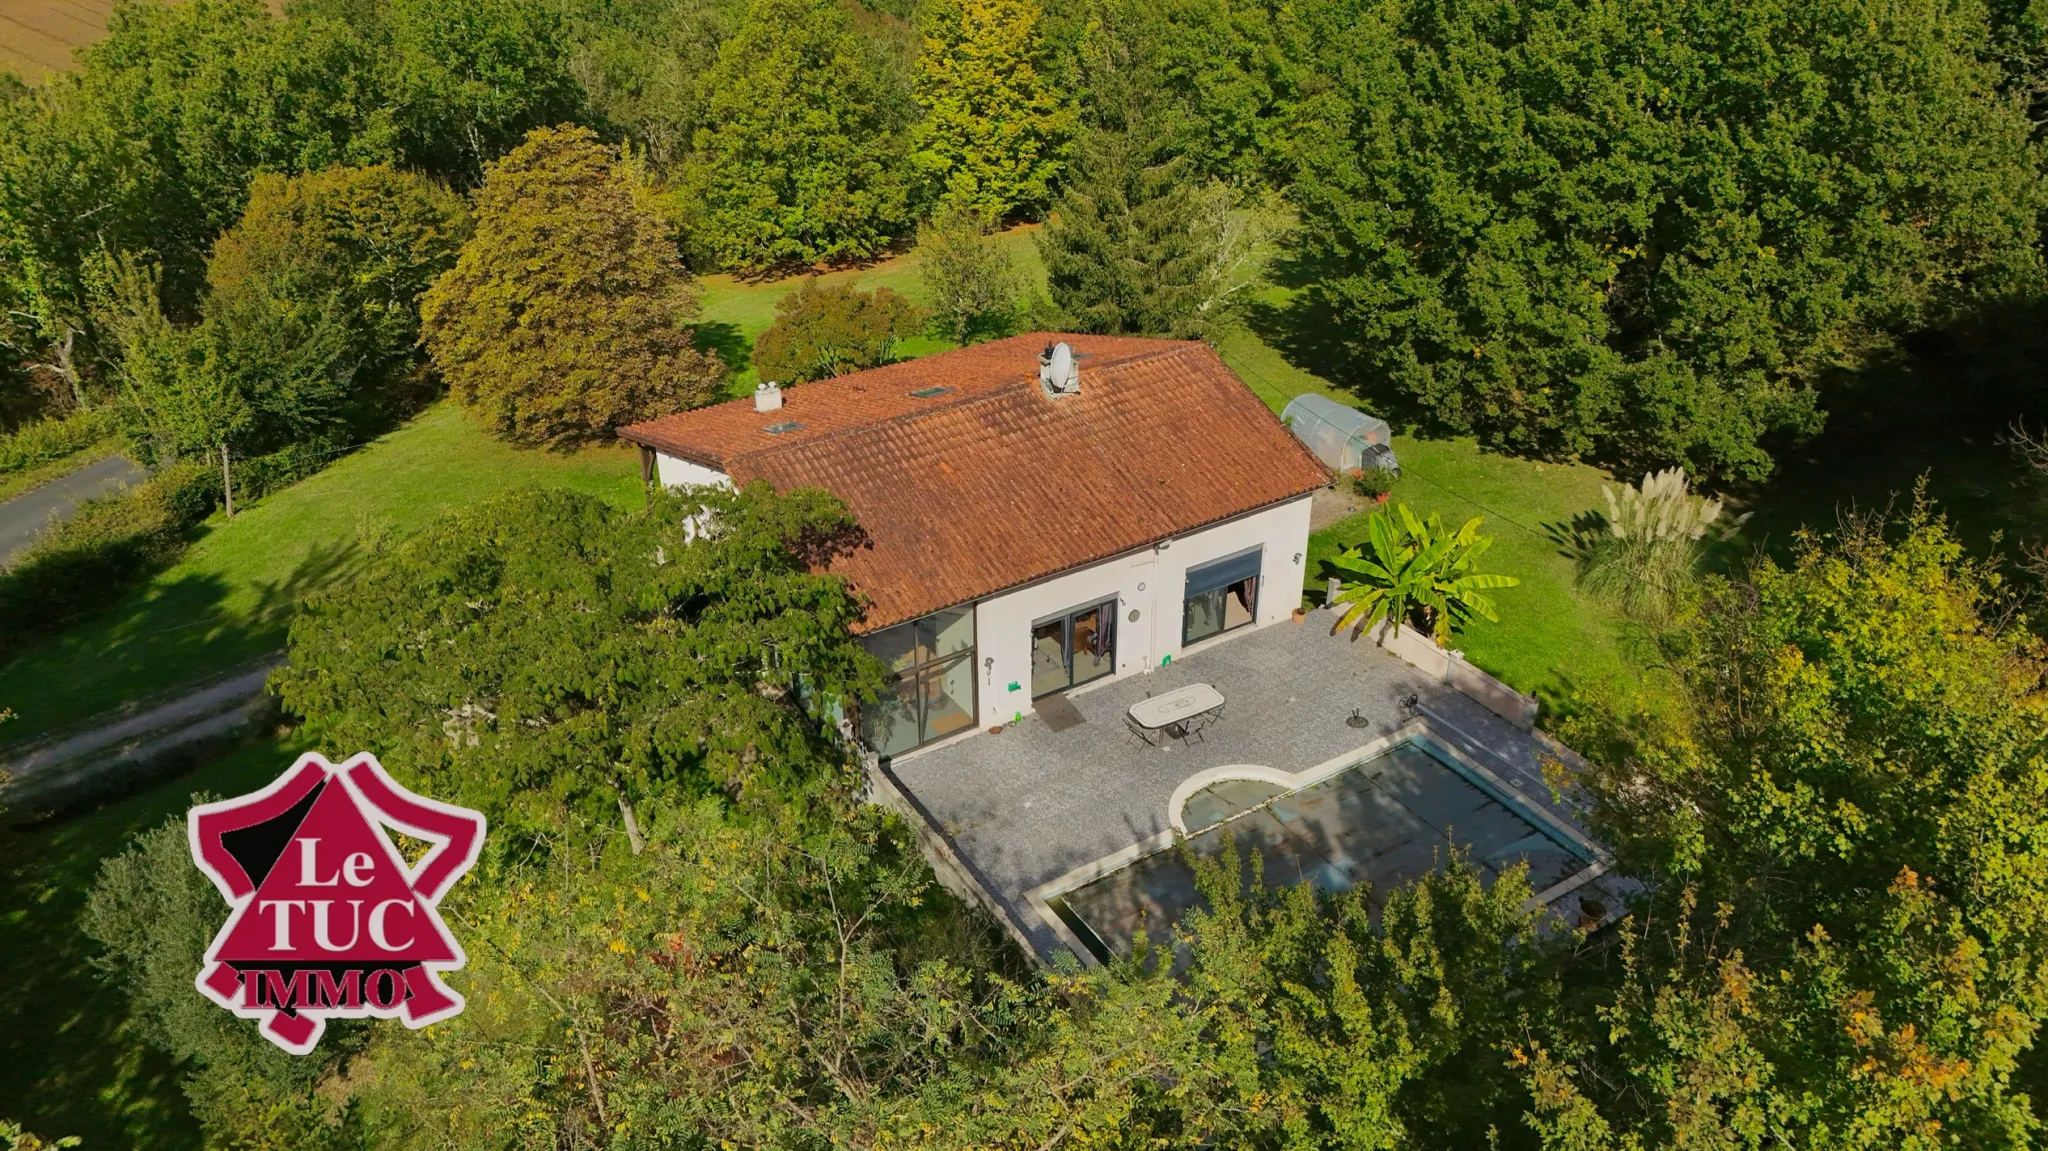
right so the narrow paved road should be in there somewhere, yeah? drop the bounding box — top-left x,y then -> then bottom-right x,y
0,454 -> 146,564
1,663 -> 279,782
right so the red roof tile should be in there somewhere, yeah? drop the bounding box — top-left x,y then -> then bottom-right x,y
619,334 -> 1331,631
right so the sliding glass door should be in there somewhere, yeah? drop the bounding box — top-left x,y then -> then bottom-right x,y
1031,600 -> 1117,697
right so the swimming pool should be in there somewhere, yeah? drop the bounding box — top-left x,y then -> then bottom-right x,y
1031,723 -> 1611,965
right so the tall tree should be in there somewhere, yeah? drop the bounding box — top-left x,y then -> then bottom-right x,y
205,165 -> 471,419
1292,0 -> 2044,481
917,202 -> 1018,343
679,0 -> 920,268
421,125 -> 724,445
0,0 -> 401,393
561,0 -> 742,172
911,0 -> 1075,218
1035,11 -> 1256,337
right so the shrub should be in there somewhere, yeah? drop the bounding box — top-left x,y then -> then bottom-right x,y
1327,503 -> 1519,643
917,204 -> 1018,345
0,461 -> 218,644
422,125 -> 725,446
0,408 -> 119,475
751,279 -> 924,385
1349,467 -> 1394,501
1579,467 -> 1736,621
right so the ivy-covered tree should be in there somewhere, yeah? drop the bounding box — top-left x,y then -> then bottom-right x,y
421,125 -> 724,445
1291,0 -> 2044,481
1537,499 -> 2048,1143
679,0 -> 920,268
911,0 -> 1074,218
272,483 -> 879,841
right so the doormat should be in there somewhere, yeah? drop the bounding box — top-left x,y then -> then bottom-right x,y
1037,693 -> 1085,733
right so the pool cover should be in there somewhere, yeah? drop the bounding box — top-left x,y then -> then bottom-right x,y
1047,737 -> 1593,962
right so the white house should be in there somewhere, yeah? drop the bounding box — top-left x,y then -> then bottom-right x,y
619,333 -> 1332,759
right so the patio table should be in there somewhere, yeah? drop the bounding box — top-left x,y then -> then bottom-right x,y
1128,683 -> 1226,744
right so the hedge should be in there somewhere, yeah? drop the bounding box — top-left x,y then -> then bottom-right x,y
0,407 -> 120,475
0,461 -> 219,644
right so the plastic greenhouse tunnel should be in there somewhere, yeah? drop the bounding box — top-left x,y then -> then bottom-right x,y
1280,394 -> 1399,474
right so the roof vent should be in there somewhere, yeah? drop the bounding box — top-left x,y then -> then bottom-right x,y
754,380 -> 783,413
1038,341 -> 1079,398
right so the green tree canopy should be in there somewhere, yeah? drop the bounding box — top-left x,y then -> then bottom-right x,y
1034,9 -> 1264,338
422,124 -> 724,445
679,0 -> 920,268
911,0 -> 1075,218
751,277 -> 923,383
107,166 -> 470,461
272,483 -> 879,839
205,165 -> 471,416
1291,0 -> 2044,481
0,0 -> 404,391
384,0 -> 584,178
1537,500 -> 2048,1143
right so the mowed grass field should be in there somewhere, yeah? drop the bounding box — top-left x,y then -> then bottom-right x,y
0,0 -> 107,82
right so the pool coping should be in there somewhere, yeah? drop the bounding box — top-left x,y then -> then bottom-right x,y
1022,716 -> 1613,967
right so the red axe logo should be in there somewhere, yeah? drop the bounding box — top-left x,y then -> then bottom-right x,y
188,752 -> 486,1055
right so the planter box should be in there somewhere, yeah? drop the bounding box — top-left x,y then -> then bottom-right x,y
1364,620 -> 1538,730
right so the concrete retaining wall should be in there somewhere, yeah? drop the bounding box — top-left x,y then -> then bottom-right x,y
1366,620 -> 1538,730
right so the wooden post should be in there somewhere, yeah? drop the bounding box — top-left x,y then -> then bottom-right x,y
220,444 -> 234,518
639,445 -> 655,486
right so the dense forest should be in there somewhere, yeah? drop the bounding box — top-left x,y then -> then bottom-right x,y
5,0 -> 2043,477
4,0 -> 2048,1144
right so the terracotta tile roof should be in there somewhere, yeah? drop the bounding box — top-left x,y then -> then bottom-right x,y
619,333 -> 1331,631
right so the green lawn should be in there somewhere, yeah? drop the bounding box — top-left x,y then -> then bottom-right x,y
0,404 -> 643,747
0,732 -> 297,1149
1211,328 -> 1636,706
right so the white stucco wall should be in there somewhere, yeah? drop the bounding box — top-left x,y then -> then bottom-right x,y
972,495 -> 1314,728
654,451 -> 732,490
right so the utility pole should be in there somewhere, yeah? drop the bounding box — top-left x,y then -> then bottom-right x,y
220,443 -> 235,518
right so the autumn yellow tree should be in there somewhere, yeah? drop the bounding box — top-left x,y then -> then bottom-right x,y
912,0 -> 1074,218
422,125 -> 723,445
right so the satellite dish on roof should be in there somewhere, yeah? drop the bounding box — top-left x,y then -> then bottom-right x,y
1038,341 -> 1080,397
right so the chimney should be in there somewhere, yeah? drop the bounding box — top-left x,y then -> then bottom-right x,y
754,380 -> 783,413
1037,341 -> 1079,397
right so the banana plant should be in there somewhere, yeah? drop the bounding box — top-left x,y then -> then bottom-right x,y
1328,504 -> 1520,645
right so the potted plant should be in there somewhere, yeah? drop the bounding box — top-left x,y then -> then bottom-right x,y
1352,466 -> 1394,504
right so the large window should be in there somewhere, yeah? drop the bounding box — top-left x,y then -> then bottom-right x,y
1183,549 -> 1261,646
860,607 -> 976,757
